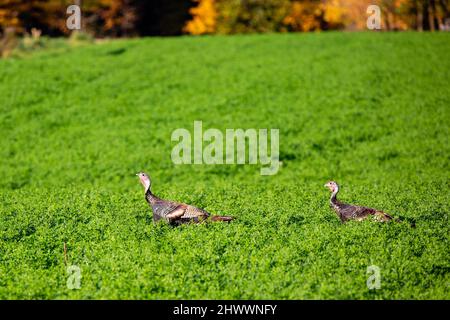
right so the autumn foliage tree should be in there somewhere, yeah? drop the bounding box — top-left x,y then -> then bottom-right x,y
0,0 -> 67,35
183,0 -> 216,34
0,0 -> 138,36
184,0 -> 450,34
1,0 -> 450,37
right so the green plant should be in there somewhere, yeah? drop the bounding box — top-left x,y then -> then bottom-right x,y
0,32 -> 448,299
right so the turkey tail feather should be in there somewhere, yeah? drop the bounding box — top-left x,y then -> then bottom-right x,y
210,215 -> 234,222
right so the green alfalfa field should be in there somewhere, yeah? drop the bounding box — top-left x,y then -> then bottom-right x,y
0,32 -> 449,299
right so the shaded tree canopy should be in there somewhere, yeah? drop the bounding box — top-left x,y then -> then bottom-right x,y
133,0 -> 195,36
0,0 -> 195,36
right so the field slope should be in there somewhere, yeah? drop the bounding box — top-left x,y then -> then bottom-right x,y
0,32 -> 449,299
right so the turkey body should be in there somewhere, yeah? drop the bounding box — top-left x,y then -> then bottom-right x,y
325,181 -> 393,223
146,190 -> 211,225
137,172 -> 233,225
330,200 -> 393,223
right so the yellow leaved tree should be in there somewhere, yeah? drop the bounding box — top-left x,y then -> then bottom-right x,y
184,0 -> 217,35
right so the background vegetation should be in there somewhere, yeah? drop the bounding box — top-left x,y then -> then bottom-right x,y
1,0 -> 450,37
0,32 -> 449,299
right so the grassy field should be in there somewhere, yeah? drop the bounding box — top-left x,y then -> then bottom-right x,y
0,32 -> 449,299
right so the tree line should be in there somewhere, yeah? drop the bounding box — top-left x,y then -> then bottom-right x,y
0,0 -> 449,37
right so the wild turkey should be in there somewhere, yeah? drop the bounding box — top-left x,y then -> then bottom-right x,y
324,181 -> 394,223
137,172 -> 233,225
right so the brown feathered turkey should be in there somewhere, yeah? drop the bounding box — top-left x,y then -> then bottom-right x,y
137,172 -> 233,225
324,181 -> 394,223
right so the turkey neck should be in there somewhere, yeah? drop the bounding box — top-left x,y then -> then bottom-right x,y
145,188 -> 161,204
330,189 -> 339,206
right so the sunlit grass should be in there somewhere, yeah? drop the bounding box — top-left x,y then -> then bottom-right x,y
0,32 -> 449,299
